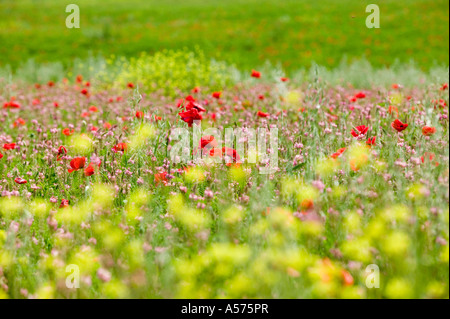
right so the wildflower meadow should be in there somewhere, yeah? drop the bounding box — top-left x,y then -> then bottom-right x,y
0,0 -> 448,303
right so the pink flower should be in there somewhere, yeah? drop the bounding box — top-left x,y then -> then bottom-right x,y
97,268 -> 112,282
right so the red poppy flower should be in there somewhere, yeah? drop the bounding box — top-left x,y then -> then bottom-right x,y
47,81 -> 55,87
91,126 -> 98,132
68,157 -> 86,173
354,92 -> 366,99
62,128 -> 74,136
251,70 -> 261,78
192,87 -> 200,93
341,270 -> 354,286
3,100 -> 21,109
432,99 -> 447,108
84,81 -> 90,87
440,83 -> 448,91
53,102 -> 59,108
57,146 -> 67,161
392,83 -> 399,89
14,177 -> 27,184
89,105 -> 99,112
422,126 -> 436,136
136,111 -> 144,119
299,199 -> 313,211
391,119 -> 408,132
210,147 -> 241,166
185,95 -> 196,103
84,162 -> 99,176
212,92 -> 222,99
127,82 -> 135,89
331,147 -> 346,159
366,136 -> 376,147
258,95 -> 265,100
326,113 -> 339,122
3,143 -> 16,150
281,77 -> 289,82
81,88 -> 89,95
112,143 -> 128,153
388,105 -> 399,117
76,75 -> 83,83
178,108 -> 202,127
13,118 -> 26,128
178,96 -> 206,114
194,136 -> 218,156
351,125 -> 369,137
32,98 -> 40,105
257,111 -> 269,118
421,152 -> 439,166
176,98 -> 184,108
11,101 -> 21,108
185,100 -> 206,113
154,171 -> 168,185
103,122 -> 112,130
60,199 -> 70,208
200,135 -> 218,149
0,152 -> 3,160
84,161 -> 102,176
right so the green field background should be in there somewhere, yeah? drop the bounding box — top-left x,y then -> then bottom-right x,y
0,0 -> 449,71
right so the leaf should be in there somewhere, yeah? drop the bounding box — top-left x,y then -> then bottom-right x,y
292,162 -> 306,171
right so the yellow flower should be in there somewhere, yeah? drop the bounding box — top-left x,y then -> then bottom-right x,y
315,157 -> 339,178
69,133 -> 93,155
365,218 -> 386,240
174,208 -> 211,233
440,245 -> 449,263
103,280 -> 130,299
209,243 -> 251,266
341,238 -> 372,263
91,183 -> 115,210
295,185 -> 319,208
125,240 -> 145,269
381,204 -> 410,222
223,205 -> 245,224
385,278 -> 413,299
68,247 -> 100,275
184,166 -> 205,183
426,281 -> 446,298
128,124 -> 156,152
226,273 -> 255,297
343,212 -> 361,233
348,143 -> 370,172
0,250 -> 13,269
268,207 -> 296,230
0,197 -> 24,219
389,92 -> 403,105
29,199 -> 50,218
283,90 -> 304,111
382,231 -> 410,257
228,165 -> 248,185
0,289 -> 8,299
36,283 -> 56,299
406,183 -> 429,201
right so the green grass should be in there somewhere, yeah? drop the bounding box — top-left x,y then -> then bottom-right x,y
0,0 -> 448,71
